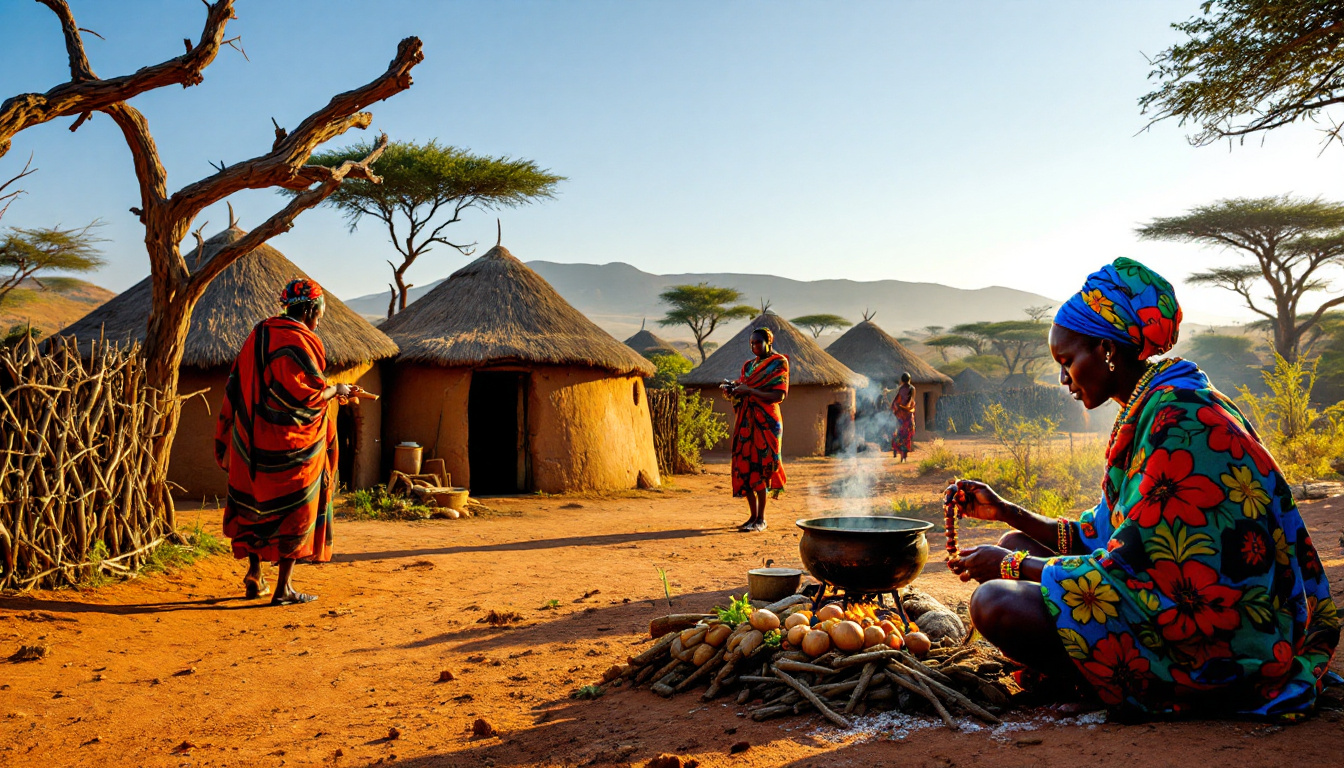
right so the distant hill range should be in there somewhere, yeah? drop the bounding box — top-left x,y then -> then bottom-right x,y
347,261 -> 1057,343
0,279 -> 116,337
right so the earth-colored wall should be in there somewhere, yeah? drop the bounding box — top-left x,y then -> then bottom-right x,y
382,364 -> 661,493
689,384 -> 856,457
169,363 -> 384,499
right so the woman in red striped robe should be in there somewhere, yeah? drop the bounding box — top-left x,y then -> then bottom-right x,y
215,279 -> 354,606
722,328 -> 789,532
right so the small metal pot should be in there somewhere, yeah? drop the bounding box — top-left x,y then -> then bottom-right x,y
747,567 -> 804,602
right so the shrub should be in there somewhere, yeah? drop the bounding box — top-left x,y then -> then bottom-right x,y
1237,354 -> 1344,483
677,389 -> 729,470
647,353 -> 692,389
342,484 -> 436,520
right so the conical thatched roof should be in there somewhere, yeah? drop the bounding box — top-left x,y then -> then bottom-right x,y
679,312 -> 867,387
825,320 -> 951,387
379,245 -> 655,376
951,367 -> 991,393
59,226 -> 398,369
625,328 -> 686,360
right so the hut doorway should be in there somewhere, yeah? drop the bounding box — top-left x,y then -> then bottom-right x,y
824,404 -> 843,455
468,371 -> 530,494
336,404 -> 358,489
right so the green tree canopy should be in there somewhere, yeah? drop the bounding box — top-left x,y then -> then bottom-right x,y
295,139 -> 564,316
1186,332 -> 1264,391
0,222 -> 105,308
1137,196 -> 1344,361
789,313 -> 852,339
926,318 -> 1050,376
646,352 -> 693,389
1141,1 -> 1344,148
657,283 -> 755,363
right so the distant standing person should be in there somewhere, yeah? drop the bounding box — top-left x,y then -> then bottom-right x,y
215,279 -> 359,606
891,372 -> 915,462
721,327 -> 789,532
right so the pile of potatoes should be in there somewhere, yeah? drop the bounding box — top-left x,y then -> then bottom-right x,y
776,602 -> 933,659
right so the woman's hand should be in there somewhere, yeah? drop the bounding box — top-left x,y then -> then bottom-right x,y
943,479 -> 1010,522
946,545 -> 1010,583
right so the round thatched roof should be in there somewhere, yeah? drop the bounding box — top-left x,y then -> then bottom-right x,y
951,367 -> 991,393
624,328 -> 686,360
825,320 -> 951,387
58,226 -> 398,370
679,312 -> 867,388
379,245 -> 655,376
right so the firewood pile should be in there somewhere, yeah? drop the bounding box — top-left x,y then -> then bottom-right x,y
0,338 -> 175,590
597,593 -> 1019,730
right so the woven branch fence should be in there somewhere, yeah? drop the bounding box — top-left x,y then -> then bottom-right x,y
933,386 -> 1107,433
647,388 -> 680,476
0,338 -> 176,590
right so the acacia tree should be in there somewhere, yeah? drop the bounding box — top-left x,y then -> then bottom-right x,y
0,0 -> 423,527
926,319 -> 1050,376
1137,196 -> 1344,361
296,140 -> 563,316
1142,1 -> 1344,148
0,222 -> 105,307
658,283 -> 755,363
790,313 -> 852,339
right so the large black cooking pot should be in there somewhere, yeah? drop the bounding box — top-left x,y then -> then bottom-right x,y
796,516 -> 933,593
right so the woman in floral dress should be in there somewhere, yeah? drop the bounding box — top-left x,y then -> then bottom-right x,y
947,258 -> 1337,719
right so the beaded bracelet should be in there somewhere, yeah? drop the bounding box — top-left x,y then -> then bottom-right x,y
1057,518 -> 1072,555
999,550 -> 1029,580
943,483 -> 966,560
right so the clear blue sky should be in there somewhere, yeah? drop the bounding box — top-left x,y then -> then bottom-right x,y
2,1 -> 1342,324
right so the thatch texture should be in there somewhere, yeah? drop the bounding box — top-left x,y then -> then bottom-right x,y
58,226 -> 399,369
951,367 -> 991,393
679,312 -> 866,387
379,245 -> 655,376
825,320 -> 951,387
625,328 -> 686,360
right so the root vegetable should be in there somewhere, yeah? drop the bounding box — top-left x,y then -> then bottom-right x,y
784,612 -> 810,630
863,625 -> 887,648
800,629 -> 831,657
817,604 -> 844,622
670,637 -> 689,661
679,626 -> 707,647
829,621 -> 865,652
904,632 -> 931,657
705,624 -> 732,647
737,630 -> 764,657
649,614 -> 714,639
786,624 -> 808,647
692,643 -> 717,667
749,609 -> 780,632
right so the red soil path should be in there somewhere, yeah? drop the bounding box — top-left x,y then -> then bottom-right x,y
2,441 -> 1342,768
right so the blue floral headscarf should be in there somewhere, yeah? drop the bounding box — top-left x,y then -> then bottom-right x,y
1053,257 -> 1182,361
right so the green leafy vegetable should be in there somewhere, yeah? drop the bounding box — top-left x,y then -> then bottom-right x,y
714,593 -> 753,626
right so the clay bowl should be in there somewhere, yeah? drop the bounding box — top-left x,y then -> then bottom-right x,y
747,567 -> 804,602
795,516 -> 933,594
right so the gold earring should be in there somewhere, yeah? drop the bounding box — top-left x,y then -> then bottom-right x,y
1106,352 -> 1115,371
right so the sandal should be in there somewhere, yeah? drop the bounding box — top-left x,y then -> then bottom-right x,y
270,592 -> 318,606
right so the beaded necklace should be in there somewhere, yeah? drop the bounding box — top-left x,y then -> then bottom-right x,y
1106,357 -> 1178,454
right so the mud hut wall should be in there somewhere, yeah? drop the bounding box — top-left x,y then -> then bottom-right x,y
382,363 -> 472,487
328,363 -> 383,491
170,366 -> 230,500
529,368 -> 661,493
689,384 -> 855,457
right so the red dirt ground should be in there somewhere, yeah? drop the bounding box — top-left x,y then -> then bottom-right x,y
2,438 -> 1343,768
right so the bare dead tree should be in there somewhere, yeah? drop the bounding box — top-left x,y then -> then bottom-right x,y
0,154 -> 36,224
0,0 -> 423,529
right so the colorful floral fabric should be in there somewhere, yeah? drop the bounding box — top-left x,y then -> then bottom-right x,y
1053,257 -> 1183,360
891,384 -> 915,454
1041,360 -> 1338,718
216,317 -> 337,563
280,277 -> 325,309
729,353 -> 788,497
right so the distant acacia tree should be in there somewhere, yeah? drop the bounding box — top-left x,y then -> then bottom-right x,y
658,283 -> 755,363
0,223 -> 105,308
1142,1 -> 1344,148
790,313 -> 852,339
1138,196 -> 1344,362
926,319 -> 1050,376
298,140 -> 563,316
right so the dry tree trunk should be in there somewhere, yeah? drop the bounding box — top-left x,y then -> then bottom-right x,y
0,1 -> 424,532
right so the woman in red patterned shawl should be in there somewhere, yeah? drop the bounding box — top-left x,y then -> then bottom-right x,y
721,327 -> 788,532
891,372 -> 916,462
215,279 -> 358,606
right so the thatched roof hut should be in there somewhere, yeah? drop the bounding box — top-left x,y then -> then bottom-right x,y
624,326 -> 686,360
951,367 -> 991,393
59,225 -> 397,498
380,245 -> 660,494
680,312 -> 865,456
824,318 -> 951,439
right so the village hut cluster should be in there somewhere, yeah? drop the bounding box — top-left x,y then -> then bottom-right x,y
60,226 -> 971,497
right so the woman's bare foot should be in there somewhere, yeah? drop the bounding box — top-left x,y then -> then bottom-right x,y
243,576 -> 270,599
748,520 -> 768,532
270,589 -> 317,606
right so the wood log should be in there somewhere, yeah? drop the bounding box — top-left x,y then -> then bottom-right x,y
649,614 -> 713,639
774,659 -> 836,676
772,667 -> 851,728
674,647 -> 725,692
844,662 -> 878,714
